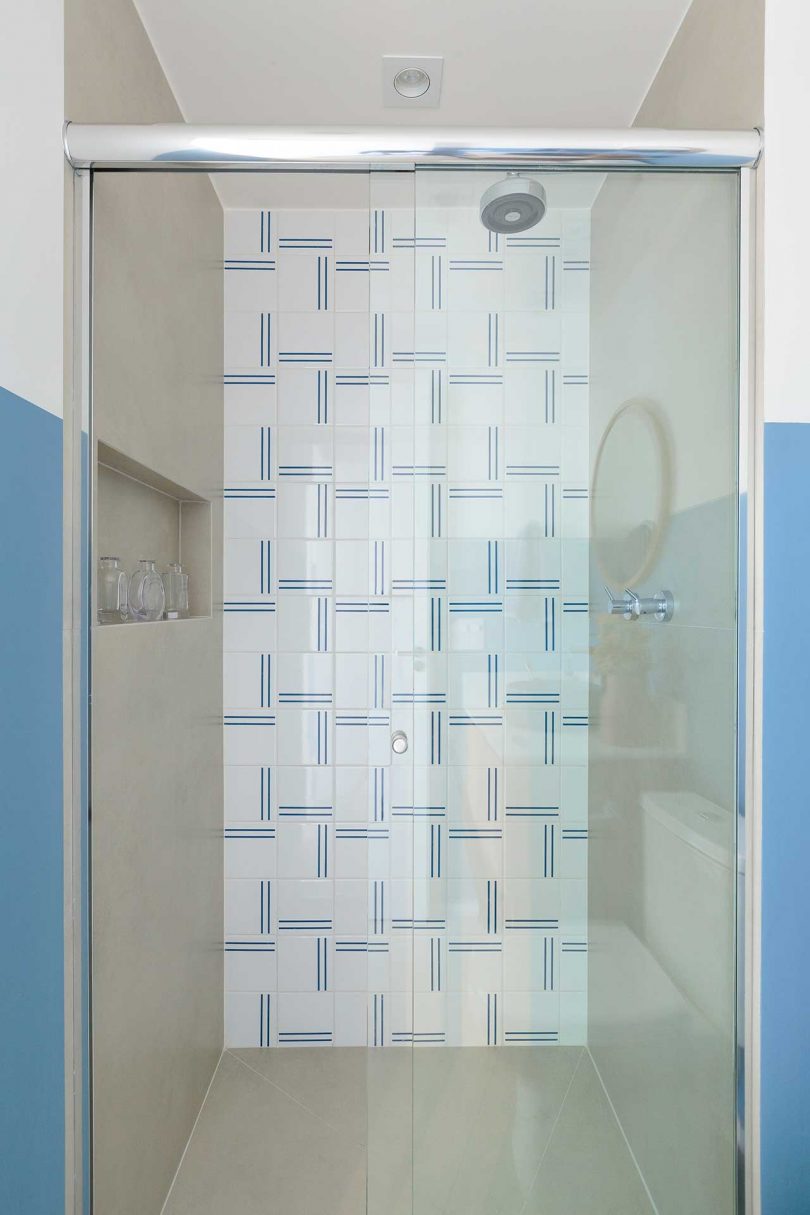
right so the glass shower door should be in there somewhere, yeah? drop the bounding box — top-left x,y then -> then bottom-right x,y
87,154 -> 741,1215
399,165 -> 596,1214
364,168 -> 416,1215
587,170 -> 739,1215
399,165 -> 741,1215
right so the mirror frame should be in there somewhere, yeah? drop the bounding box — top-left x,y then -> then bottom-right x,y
590,397 -> 672,588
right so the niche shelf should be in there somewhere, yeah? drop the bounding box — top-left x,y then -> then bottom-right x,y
96,441 -> 212,623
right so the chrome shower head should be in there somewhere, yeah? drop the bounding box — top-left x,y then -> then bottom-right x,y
480,174 -> 547,234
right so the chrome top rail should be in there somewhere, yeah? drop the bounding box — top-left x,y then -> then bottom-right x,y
63,123 -> 762,171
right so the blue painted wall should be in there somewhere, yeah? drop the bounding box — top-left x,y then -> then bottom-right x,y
761,421 -> 810,1214
0,384 -> 65,1213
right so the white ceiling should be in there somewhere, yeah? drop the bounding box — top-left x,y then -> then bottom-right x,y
132,0 -> 693,208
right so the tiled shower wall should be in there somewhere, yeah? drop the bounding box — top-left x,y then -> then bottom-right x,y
222,178 -> 590,1048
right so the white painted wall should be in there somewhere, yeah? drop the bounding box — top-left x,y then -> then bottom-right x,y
763,0 -> 810,423
0,0 -> 64,416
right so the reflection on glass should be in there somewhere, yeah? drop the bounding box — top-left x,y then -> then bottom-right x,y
592,398 -> 671,588
588,170 -> 738,1215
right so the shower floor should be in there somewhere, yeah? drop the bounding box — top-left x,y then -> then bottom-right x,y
161,1046 -> 653,1215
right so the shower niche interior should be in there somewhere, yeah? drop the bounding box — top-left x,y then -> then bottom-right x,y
96,442 -> 212,621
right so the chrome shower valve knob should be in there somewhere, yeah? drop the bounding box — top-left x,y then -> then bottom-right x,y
605,585 -> 674,622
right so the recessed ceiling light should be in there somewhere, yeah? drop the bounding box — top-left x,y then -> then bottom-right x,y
382,56 -> 444,108
393,67 -> 431,98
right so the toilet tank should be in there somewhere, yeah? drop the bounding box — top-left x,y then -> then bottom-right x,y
641,791 -> 734,1031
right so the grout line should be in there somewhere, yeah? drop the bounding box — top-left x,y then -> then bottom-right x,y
515,1045 -> 585,1215
586,1046 -> 660,1215
159,1049 -> 226,1215
97,458 -> 203,504
226,1049 -> 366,1147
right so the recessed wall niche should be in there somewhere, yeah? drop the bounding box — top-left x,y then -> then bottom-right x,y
96,442 -> 212,620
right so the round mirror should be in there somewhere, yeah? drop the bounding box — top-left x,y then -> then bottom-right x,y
591,399 -> 671,587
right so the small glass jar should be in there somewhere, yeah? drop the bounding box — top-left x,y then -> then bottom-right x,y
98,556 -> 128,624
162,562 -> 189,620
128,559 -> 165,622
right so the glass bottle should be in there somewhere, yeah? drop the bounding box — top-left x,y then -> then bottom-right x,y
128,559 -> 165,622
162,562 -> 189,620
98,556 -> 128,623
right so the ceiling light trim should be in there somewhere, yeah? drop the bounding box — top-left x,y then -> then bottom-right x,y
382,56 -> 444,108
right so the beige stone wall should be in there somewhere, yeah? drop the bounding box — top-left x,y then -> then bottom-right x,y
66,4 -> 224,1212
636,0 -> 763,127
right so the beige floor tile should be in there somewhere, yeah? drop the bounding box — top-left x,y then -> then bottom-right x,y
438,1046 -> 583,1215
522,1053 -> 654,1215
231,1046 -> 368,1146
366,1048 -> 414,1214
411,1048 -> 497,1213
162,1051 -> 365,1215
164,1046 -> 655,1215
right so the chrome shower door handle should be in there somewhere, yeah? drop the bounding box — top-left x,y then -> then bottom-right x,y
604,585 -> 674,622
391,730 -> 409,755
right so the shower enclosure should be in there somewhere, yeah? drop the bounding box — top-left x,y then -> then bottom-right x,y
67,128 -> 757,1215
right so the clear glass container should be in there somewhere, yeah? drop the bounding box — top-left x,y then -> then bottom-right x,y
97,556 -> 128,624
162,561 -> 189,620
128,559 -> 165,622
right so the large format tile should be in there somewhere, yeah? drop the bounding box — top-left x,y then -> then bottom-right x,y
411,1048 -> 497,1213
231,1045 -> 368,1145
93,619 -> 223,1215
165,1046 -> 656,1215
367,1047 -> 414,1215
523,1053 -> 654,1215
92,171 -> 224,1215
162,1052 -> 365,1215
437,1046 -> 583,1215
